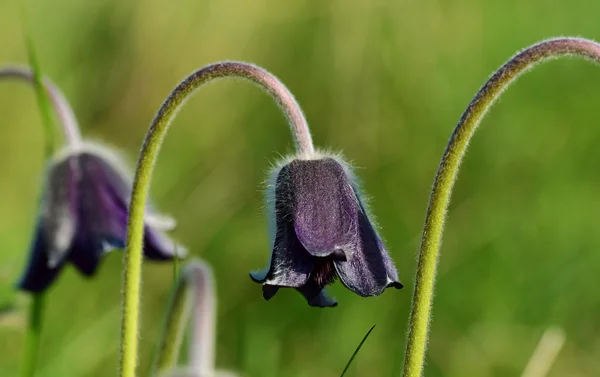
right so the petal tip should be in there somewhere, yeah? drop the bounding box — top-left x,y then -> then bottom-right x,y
145,213 -> 177,231
388,280 -> 404,290
262,285 -> 279,300
249,269 -> 267,283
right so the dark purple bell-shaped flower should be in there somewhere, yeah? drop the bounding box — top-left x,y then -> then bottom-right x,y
250,156 -> 402,307
18,142 -> 186,293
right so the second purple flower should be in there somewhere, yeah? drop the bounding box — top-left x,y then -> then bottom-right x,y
18,143 -> 185,293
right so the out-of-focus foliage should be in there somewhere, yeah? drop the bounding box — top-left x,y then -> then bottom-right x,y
1,1 -> 599,376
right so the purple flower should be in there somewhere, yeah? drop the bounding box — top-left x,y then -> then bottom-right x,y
250,156 -> 402,307
18,143 -> 185,293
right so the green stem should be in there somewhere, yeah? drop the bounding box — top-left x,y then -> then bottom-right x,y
401,37 -> 600,377
20,293 -> 45,377
119,62 -> 313,377
150,269 -> 191,376
17,33 -> 59,377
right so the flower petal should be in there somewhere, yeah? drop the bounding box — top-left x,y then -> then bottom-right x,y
80,153 -> 129,237
62,152 -> 127,275
259,281 -> 337,307
296,282 -> 337,307
89,146 -> 177,231
17,221 -> 64,292
69,231 -> 113,276
283,159 -> 359,258
333,196 -> 402,297
42,156 -> 79,268
84,149 -> 182,259
70,151 -> 185,271
145,212 -> 177,231
251,166 -> 317,290
144,225 -> 187,260
249,221 -> 314,288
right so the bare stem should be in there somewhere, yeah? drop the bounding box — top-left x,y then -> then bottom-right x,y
119,61 -> 313,377
0,66 -> 82,148
402,37 -> 600,377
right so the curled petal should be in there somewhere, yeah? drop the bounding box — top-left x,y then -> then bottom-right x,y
260,285 -> 279,300
43,155 -> 78,268
144,226 -> 187,260
17,222 -> 64,293
249,231 -> 313,288
250,187 -> 313,288
251,166 -> 314,288
259,275 -> 337,307
334,198 -> 402,297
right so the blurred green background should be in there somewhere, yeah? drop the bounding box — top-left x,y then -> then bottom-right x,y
1,0 -> 600,376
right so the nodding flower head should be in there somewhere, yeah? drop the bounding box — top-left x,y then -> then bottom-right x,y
18,142 -> 186,293
250,154 -> 402,307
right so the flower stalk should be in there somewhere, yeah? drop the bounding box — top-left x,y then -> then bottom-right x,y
12,34 -> 77,377
402,37 -> 600,377
119,62 -> 314,377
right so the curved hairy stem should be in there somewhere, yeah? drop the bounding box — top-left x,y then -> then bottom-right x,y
402,37 -> 600,377
151,260 -> 215,377
0,66 -> 82,148
119,61 -> 313,377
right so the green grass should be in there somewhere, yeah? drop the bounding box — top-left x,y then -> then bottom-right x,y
1,1 -> 600,376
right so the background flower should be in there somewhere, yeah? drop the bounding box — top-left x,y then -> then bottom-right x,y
18,142 -> 184,292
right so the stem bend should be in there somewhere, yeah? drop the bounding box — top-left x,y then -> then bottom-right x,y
402,37 -> 600,377
119,61 -> 313,377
